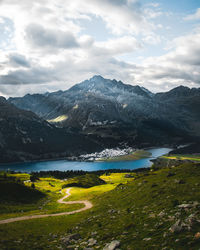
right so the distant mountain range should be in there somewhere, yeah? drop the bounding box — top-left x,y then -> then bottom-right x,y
1,75 -> 200,163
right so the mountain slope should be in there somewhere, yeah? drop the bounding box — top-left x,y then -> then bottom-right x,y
9,76 -> 200,148
9,76 -> 154,124
154,86 -> 200,137
0,97 -> 102,163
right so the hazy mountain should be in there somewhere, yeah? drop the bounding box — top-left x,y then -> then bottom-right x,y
9,76 -> 200,148
0,97 -> 102,163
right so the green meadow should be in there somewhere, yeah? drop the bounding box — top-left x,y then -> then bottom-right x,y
162,154 -> 200,162
0,161 -> 200,249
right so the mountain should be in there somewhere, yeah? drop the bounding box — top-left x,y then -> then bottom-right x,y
9,76 -> 200,148
154,86 -> 200,137
9,75 -> 154,123
0,97 -> 102,163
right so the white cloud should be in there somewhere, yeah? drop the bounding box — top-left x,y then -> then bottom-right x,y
66,0 -> 152,35
147,3 -> 160,8
143,34 -> 161,45
0,16 -> 5,23
93,36 -> 142,56
130,29 -> 200,91
0,0 -> 199,97
185,8 -> 200,21
0,0 -> 152,37
144,8 -> 163,19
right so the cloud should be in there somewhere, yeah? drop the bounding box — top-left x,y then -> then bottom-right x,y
92,36 -> 142,56
144,8 -> 163,19
25,23 -> 79,51
143,34 -> 161,45
185,8 -> 200,21
0,0 -> 152,36
0,66 -> 58,85
1,27 -> 200,95
130,29 -> 200,91
0,17 -> 5,23
8,53 -> 30,68
148,3 -> 160,8
0,53 -> 134,97
0,0 -> 199,97
52,0 -> 152,35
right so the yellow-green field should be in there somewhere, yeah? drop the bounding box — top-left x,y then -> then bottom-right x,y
100,172 -> 135,183
0,172 -> 134,221
66,184 -> 115,201
162,154 -> 200,162
0,175 -> 85,220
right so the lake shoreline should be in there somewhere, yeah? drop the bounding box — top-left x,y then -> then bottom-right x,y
0,145 -> 173,166
67,145 -> 174,162
0,148 -> 173,173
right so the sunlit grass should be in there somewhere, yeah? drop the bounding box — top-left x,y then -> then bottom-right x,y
65,184 -> 116,201
73,104 -> 79,109
100,172 -> 135,184
162,154 -> 200,162
26,177 -> 64,192
47,115 -> 68,123
0,176 -> 81,220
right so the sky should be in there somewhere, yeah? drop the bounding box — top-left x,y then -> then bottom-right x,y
0,0 -> 200,97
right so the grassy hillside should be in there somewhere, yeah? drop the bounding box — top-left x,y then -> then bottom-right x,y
0,163 -> 200,249
162,154 -> 200,162
73,163 -> 200,249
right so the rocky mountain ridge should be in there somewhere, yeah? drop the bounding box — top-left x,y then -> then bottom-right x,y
9,76 -> 200,148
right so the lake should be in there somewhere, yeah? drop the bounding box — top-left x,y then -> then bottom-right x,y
0,148 -> 172,173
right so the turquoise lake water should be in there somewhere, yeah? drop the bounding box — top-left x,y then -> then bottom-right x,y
0,148 -> 172,172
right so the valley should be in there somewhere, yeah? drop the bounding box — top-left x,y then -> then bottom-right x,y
0,76 -> 200,249
1,0 -> 200,248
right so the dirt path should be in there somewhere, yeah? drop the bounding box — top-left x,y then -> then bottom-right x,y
0,188 -> 93,225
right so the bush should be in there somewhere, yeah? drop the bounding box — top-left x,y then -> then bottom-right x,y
30,175 -> 39,182
62,174 -> 106,188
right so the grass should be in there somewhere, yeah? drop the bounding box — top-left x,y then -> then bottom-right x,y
100,172 -> 136,184
0,163 -> 200,249
101,150 -> 152,162
0,174 -> 45,217
66,184 -> 116,202
72,163 -> 200,249
0,175 -> 84,220
5,173 -> 30,181
0,181 -> 45,204
162,154 -> 200,162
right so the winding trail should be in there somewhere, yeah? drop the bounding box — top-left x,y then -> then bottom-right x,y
0,188 -> 93,225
